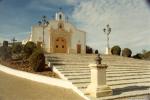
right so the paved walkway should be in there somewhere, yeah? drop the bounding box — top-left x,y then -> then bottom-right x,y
0,71 -> 84,100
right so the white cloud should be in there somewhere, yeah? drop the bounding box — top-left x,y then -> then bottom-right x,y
72,0 -> 150,54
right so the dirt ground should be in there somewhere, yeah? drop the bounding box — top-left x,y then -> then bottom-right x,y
0,60 -> 59,78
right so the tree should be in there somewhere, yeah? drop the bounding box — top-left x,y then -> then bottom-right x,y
12,43 -> 23,54
122,48 -> 132,57
143,51 -> 150,60
95,50 -> 99,54
111,45 -> 121,56
86,45 -> 93,54
29,49 -> 45,72
23,41 -> 37,58
132,53 -> 143,59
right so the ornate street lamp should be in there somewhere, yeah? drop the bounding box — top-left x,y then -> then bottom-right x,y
11,37 -> 17,46
38,16 -> 49,48
103,24 -> 111,54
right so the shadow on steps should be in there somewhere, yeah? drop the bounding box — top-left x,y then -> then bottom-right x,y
113,86 -> 150,95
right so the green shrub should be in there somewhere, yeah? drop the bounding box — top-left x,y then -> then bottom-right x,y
95,50 -> 99,54
132,53 -> 143,59
122,48 -> 132,57
29,49 -> 45,72
23,41 -> 37,58
143,51 -> 150,60
12,43 -> 23,54
86,45 -> 93,54
111,45 -> 121,55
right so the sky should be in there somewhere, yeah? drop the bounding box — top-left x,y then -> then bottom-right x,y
0,0 -> 150,54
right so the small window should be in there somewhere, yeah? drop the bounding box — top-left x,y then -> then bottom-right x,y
56,45 -> 58,48
62,39 -> 64,42
62,45 -> 64,48
56,39 -> 59,41
59,14 -> 62,20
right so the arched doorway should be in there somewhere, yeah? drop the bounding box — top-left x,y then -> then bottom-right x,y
54,37 -> 67,53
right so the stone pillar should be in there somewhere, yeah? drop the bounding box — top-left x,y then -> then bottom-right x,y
86,54 -> 112,97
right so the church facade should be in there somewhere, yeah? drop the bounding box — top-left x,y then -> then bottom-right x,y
28,10 -> 86,54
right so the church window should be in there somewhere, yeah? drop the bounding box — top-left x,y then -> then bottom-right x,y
58,22 -> 64,29
59,14 -> 62,20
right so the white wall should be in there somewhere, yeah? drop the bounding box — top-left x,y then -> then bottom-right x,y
31,19 -> 86,53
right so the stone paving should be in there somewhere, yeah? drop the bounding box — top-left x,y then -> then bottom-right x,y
0,71 -> 84,100
46,54 -> 150,100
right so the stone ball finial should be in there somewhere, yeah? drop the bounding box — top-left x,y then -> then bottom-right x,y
95,54 -> 102,64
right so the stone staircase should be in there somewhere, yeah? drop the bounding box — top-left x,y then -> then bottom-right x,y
45,54 -> 150,100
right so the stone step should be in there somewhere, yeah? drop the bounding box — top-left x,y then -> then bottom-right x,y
68,76 -> 90,80
66,73 -> 150,80
46,55 -> 148,61
107,73 -> 150,78
57,68 -> 90,71
50,61 -> 150,67
60,69 -> 150,75
109,79 -> 150,86
62,71 -> 150,78
75,79 -> 150,90
70,75 -> 150,84
52,62 -> 88,65
54,65 -> 150,71
67,74 -> 150,82
51,61 -> 149,64
99,89 -> 150,100
48,58 -> 144,62
56,67 -> 150,72
46,54 -> 130,59
107,70 -> 150,74
110,64 -> 150,67
54,64 -> 150,69
46,54 -> 150,63
54,66 -> 90,69
64,73 -> 90,76
46,57 -> 139,61
55,64 -> 150,68
60,70 -> 90,73
71,78 -> 150,86
54,65 -> 88,68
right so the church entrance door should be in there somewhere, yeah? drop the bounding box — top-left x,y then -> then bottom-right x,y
54,37 -> 67,53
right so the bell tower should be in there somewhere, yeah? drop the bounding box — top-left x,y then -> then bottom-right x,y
55,8 -> 65,21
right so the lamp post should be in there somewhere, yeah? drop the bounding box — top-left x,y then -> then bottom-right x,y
103,24 -> 111,54
11,37 -> 17,46
12,37 -> 17,43
38,16 -> 49,48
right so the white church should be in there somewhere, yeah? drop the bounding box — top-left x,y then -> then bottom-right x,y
23,9 -> 86,54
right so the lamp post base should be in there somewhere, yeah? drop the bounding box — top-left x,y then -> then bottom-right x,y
105,47 -> 111,55
86,85 -> 112,98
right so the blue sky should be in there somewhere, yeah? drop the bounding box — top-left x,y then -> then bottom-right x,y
0,0 -> 150,54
